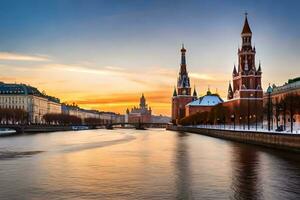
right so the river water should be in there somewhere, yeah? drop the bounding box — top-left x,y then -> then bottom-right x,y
0,129 -> 299,200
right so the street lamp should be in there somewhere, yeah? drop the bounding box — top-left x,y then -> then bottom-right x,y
248,93 -> 254,130
253,114 -> 257,130
240,116 -> 245,130
231,114 -> 235,130
267,85 -> 273,131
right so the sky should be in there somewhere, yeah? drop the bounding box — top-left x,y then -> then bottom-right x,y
0,0 -> 299,116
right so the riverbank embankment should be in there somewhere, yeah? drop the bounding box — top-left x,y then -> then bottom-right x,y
167,125 -> 300,152
0,125 -> 97,136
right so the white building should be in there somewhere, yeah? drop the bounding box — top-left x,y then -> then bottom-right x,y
62,104 -> 124,124
0,82 -> 61,123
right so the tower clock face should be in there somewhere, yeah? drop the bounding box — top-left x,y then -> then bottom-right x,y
182,89 -> 186,95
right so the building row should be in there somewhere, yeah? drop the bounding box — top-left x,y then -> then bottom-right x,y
171,14 -> 300,132
0,82 -> 124,124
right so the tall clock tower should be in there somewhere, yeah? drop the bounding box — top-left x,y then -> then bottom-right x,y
171,45 -> 194,124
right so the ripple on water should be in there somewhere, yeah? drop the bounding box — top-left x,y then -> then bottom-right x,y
0,150 -> 43,160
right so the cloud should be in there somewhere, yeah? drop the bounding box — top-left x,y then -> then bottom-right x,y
43,63 -> 131,77
0,52 -> 50,62
67,88 -> 172,105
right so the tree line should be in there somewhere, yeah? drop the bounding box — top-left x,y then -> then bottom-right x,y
180,104 -> 228,126
0,108 -> 28,124
43,114 -> 106,125
269,93 -> 300,132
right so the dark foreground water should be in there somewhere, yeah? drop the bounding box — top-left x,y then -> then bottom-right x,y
0,129 -> 300,200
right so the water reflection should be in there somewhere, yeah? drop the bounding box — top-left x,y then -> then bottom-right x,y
0,129 -> 299,199
175,132 -> 191,199
230,144 -> 263,200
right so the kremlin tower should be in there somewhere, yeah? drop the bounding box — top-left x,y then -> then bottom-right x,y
228,13 -> 263,101
225,13 -> 263,124
171,45 -> 195,124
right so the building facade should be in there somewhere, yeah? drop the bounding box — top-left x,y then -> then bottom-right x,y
171,45 -> 196,124
125,94 -> 152,123
263,78 -> 300,131
0,82 -> 61,124
62,104 -> 124,124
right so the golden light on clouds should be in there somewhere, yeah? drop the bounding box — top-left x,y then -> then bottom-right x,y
0,52 -> 50,62
0,51 -> 231,116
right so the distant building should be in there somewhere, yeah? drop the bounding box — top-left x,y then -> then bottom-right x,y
0,82 -> 61,123
263,77 -> 300,131
62,103 -> 124,124
125,94 -> 152,123
62,104 -> 100,120
151,115 -> 171,123
99,111 -> 125,124
185,90 -> 224,116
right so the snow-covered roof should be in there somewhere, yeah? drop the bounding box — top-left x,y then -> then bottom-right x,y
186,94 -> 223,107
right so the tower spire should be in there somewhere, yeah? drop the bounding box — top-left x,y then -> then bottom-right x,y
233,64 -> 237,75
180,44 -> 187,71
241,12 -> 252,34
173,86 -> 177,97
193,85 -> 197,97
257,60 -> 262,73
177,45 -> 191,95
227,81 -> 233,100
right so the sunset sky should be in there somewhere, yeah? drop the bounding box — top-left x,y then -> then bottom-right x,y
0,0 -> 299,116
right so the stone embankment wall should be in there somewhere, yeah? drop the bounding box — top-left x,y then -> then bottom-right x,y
167,126 -> 300,152
23,126 -> 74,133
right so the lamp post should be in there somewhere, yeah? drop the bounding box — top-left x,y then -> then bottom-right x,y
267,85 -> 273,131
248,93 -> 254,130
254,114 -> 257,130
254,90 -> 258,131
231,114 -> 235,130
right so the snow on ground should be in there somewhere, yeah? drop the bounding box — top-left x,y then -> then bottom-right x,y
187,125 -> 300,134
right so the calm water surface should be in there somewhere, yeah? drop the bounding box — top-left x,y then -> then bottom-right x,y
0,129 -> 300,200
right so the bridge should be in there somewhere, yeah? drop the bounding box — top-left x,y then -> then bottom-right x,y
0,123 -> 168,134
0,124 -> 74,134
105,122 -> 168,130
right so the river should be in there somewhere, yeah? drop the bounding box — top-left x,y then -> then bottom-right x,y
0,129 -> 299,200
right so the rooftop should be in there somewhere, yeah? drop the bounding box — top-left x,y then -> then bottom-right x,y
187,93 -> 223,107
0,82 -> 60,103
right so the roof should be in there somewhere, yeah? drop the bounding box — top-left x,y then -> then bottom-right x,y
186,94 -> 224,107
266,85 -> 273,93
241,16 -> 252,34
288,77 -> 300,84
0,82 -> 60,103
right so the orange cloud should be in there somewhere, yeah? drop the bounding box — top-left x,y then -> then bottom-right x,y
0,52 -> 50,61
66,88 -> 173,115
